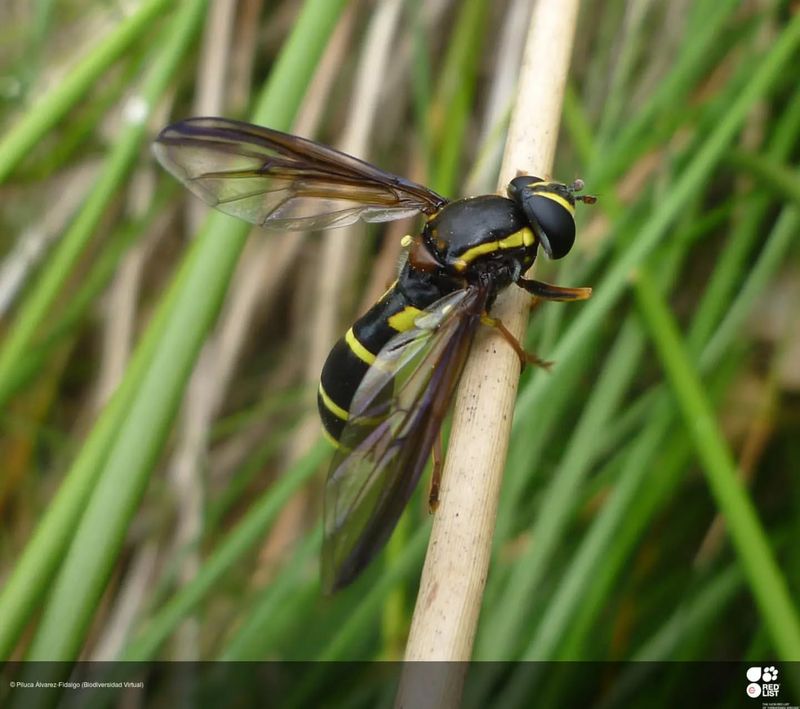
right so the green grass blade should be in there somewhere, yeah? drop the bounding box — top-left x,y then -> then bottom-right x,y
0,1 -> 205,409
512,10 -> 800,443
0,0 -> 209,660
634,268 -> 800,659
477,317 -> 646,658
725,149 -> 800,206
0,0 -> 171,183
17,0 -> 348,662
123,441 -> 327,660
527,199 -> 797,663
429,0 -> 490,196
634,564 -> 743,660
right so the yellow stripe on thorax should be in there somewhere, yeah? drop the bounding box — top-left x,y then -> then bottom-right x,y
345,327 -> 376,365
454,227 -> 535,272
387,305 -> 423,332
318,382 -> 349,421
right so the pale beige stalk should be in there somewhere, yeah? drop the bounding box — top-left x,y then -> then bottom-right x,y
395,1 -> 581,705
265,0 -> 404,569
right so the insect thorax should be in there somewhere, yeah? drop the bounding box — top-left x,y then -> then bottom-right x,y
420,195 -> 537,287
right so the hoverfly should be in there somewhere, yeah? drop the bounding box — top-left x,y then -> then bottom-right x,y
153,117 -> 594,592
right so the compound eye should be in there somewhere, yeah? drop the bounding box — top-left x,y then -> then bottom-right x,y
526,194 -> 575,259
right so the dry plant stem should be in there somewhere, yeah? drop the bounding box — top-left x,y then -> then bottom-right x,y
208,349 -> 303,485
187,0 -> 238,234
383,0 -> 451,106
0,162 -> 100,316
90,176 -> 172,656
93,167 -> 158,410
281,0 -> 402,464
306,0 -> 405,401
464,0 -> 531,195
193,0 -> 237,115
359,216 -> 413,311
256,8 -> 358,569
90,542 -> 158,660
265,0 -> 404,572
396,1 -> 580,705
162,1 -> 238,659
229,0 -> 264,114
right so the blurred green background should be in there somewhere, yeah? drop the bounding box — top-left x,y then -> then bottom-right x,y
1,0 -> 799,705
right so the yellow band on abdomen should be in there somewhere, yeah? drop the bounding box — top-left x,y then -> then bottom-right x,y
345,327 -> 376,365
318,382 -> 349,421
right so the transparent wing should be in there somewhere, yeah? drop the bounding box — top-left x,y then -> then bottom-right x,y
153,117 -> 447,229
322,285 -> 489,592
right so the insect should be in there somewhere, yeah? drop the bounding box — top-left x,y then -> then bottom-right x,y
153,117 -> 595,592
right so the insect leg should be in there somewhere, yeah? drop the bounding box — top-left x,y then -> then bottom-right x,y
480,315 -> 552,371
517,278 -> 592,302
429,431 -> 443,513
528,297 -> 545,313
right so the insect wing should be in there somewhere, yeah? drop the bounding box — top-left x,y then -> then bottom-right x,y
322,286 -> 489,592
153,117 -> 447,230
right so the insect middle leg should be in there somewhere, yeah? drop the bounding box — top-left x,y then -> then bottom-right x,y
481,278 -> 591,370
480,315 -> 552,371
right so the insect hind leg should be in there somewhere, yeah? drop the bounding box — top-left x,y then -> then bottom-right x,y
429,431 -> 443,513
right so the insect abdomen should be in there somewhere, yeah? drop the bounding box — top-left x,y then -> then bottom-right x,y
317,278 -> 435,445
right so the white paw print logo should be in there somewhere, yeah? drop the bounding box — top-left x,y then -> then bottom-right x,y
762,666 -> 778,682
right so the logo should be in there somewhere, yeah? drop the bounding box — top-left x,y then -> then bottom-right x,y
746,666 -> 780,699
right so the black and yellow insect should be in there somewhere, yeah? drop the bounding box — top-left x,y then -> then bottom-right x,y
153,117 -> 594,592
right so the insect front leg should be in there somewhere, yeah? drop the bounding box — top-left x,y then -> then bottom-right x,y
517,277 -> 592,302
